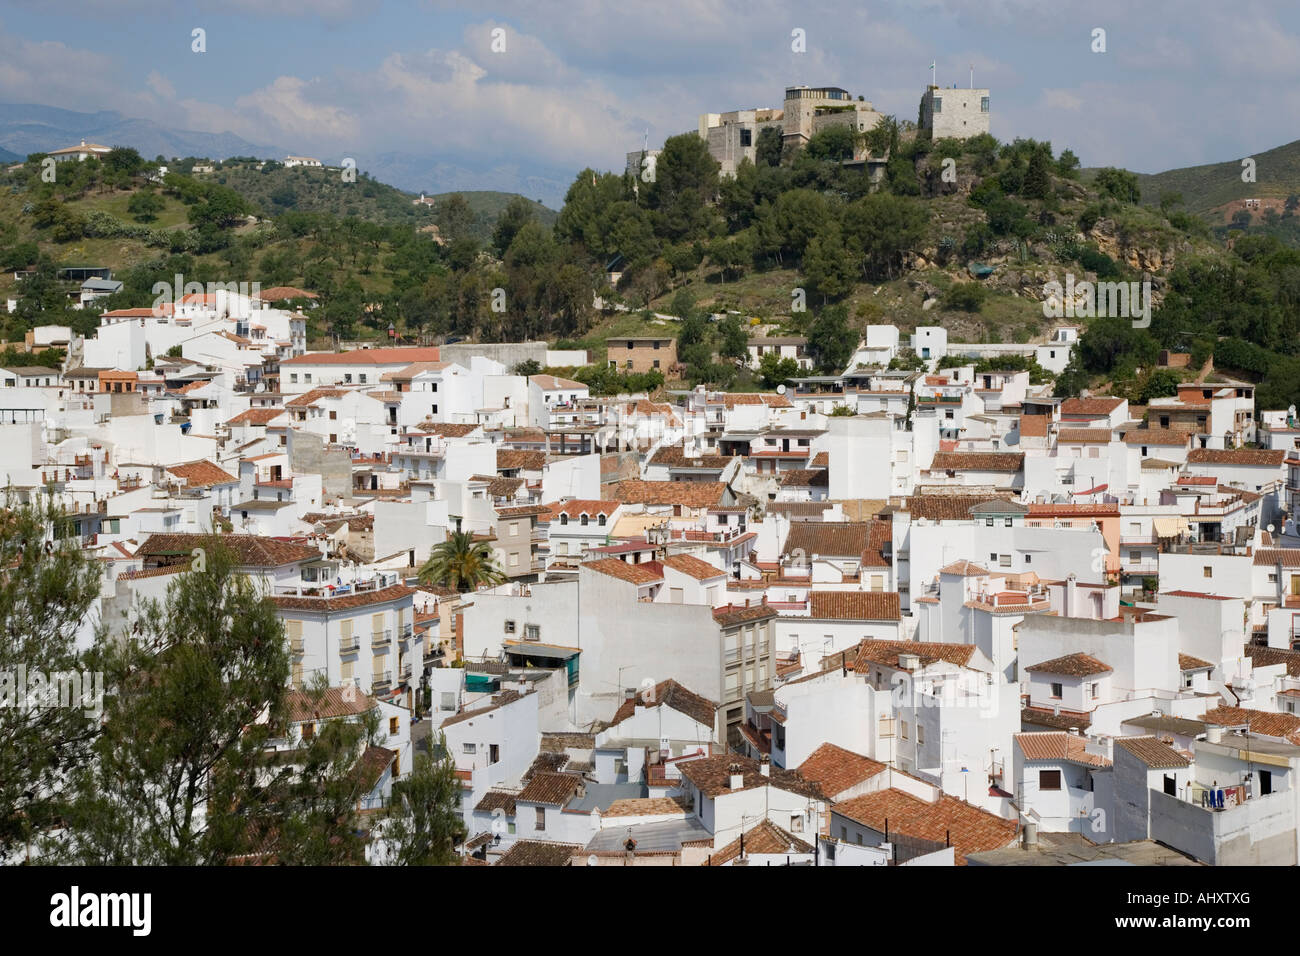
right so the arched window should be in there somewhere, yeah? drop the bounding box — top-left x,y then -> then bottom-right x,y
598,513 -> 606,526
559,513 -> 568,525
580,514 -> 589,526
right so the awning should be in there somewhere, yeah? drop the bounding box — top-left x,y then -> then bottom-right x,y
1153,517 -> 1188,538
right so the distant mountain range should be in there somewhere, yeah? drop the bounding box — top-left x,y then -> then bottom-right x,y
0,103 -> 567,209
1127,139 -> 1300,217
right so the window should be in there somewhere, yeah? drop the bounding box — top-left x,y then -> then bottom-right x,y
389,717 -> 399,735
302,722 -> 315,740
933,96 -> 942,113
490,744 -> 499,764
1039,769 -> 1061,790
840,825 -> 848,841
1203,566 -> 1213,579
304,374 -> 312,383
999,554 -> 1011,567
980,95 -> 989,112
329,410 -> 337,420
463,743 -> 476,755
359,374 -> 367,384
1129,551 -> 1141,563
431,404 -> 438,414
535,807 -> 546,831
559,513 -> 568,525
344,374 -> 352,383
917,724 -> 925,745
1004,518 -> 1013,527
790,814 -> 803,833
1090,682 -> 1099,699
525,624 -> 540,641
989,553 -> 997,563
598,514 -> 606,526
1163,774 -> 1177,796
653,360 -> 660,369
1025,554 -> 1032,564
740,128 -> 752,147
290,373 -> 298,384
986,518 -> 994,527
1050,682 -> 1063,698
580,514 -> 589,526
901,720 -> 910,740
504,620 -> 516,634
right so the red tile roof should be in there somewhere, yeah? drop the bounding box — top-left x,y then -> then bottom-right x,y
281,347 -> 440,366
808,591 -> 900,622
832,789 -> 1017,864
797,743 -> 887,798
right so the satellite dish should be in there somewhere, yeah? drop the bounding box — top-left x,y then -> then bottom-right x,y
1268,524 -> 1276,534
776,384 -> 786,395
587,854 -> 598,867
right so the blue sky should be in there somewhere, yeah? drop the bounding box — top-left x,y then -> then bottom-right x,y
2,0 -> 1299,205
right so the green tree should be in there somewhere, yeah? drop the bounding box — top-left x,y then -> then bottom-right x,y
512,359 -> 542,376
127,191 -> 165,223
1094,167 -> 1140,204
0,496 -> 103,862
755,126 -> 783,168
643,133 -> 721,242
717,313 -> 749,361
492,196 -> 538,257
55,537 -> 292,865
419,531 -> 507,593
801,224 -> 856,301
435,194 -> 474,244
758,352 -> 800,388
380,740 -> 466,865
1021,149 -> 1052,200
807,303 -> 856,373
842,193 -> 928,279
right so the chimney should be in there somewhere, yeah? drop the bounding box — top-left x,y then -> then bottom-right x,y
1065,573 -> 1077,618
1022,821 -> 1039,850
759,754 -> 770,777
729,763 -> 744,791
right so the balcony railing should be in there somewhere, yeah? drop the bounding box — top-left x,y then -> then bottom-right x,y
373,669 -> 392,688
400,623 -> 413,641
290,638 -> 305,655
372,629 -> 392,647
339,635 -> 359,654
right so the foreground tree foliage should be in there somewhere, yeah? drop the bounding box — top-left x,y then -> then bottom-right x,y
380,738 -> 466,866
0,495 -> 102,862
419,530 -> 507,593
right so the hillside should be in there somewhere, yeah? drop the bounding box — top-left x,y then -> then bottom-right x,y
1129,139 -> 1300,217
424,191 -> 559,241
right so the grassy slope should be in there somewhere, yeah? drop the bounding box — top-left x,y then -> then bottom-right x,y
1123,138 -> 1300,215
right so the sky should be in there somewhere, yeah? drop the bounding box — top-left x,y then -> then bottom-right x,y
1,0 -> 1299,206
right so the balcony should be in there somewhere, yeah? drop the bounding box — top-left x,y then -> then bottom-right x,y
373,669 -> 392,688
290,638 -> 305,655
339,635 -> 360,654
400,623 -> 413,641
401,659 -> 413,679
372,628 -> 392,648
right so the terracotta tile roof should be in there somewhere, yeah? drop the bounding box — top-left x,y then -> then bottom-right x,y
118,564 -> 191,580
797,743 -> 887,798
1115,735 -> 1191,769
226,407 -> 285,426
1057,428 -> 1112,443
677,754 -> 821,799
495,504 -> 547,518
661,553 -> 726,580
831,789 -> 1017,864
137,533 -> 318,567
706,819 -> 813,865
470,474 -> 525,497
1178,653 -> 1215,671
1123,428 -> 1191,446
1253,549 -> 1300,568
552,499 -> 620,520
539,731 -> 595,752
779,469 -> 829,487
1021,707 -> 1093,731
1187,448 -> 1286,466
473,790 -> 518,815
1162,590 -> 1232,601
808,591 -> 900,622
165,459 -> 237,487
928,452 -> 1024,473
647,444 -> 733,470
853,639 -> 978,671
938,560 -> 988,576
903,494 -> 1015,521
271,584 -> 415,612
811,452 -> 829,467
608,480 -> 727,509
784,521 -> 874,559
610,679 -> 717,728
1024,652 -> 1112,677
581,557 -> 664,585
712,603 -> 779,627
1245,645 -> 1300,677
524,752 -> 570,779
1202,706 -> 1300,744
440,690 -> 524,728
602,795 -> 691,818
1019,415 -> 1049,438
1061,397 -> 1124,415
497,449 -> 547,471
284,387 -> 346,408
529,373 -> 588,391
1014,732 -> 1112,767
385,361 -> 451,380
495,840 -> 580,866
281,347 -> 440,366
286,687 -> 375,722
417,422 -> 479,438
516,771 -> 585,806
255,285 -> 318,301
719,392 -> 792,409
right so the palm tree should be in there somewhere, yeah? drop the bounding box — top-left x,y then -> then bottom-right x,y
418,531 -> 507,593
